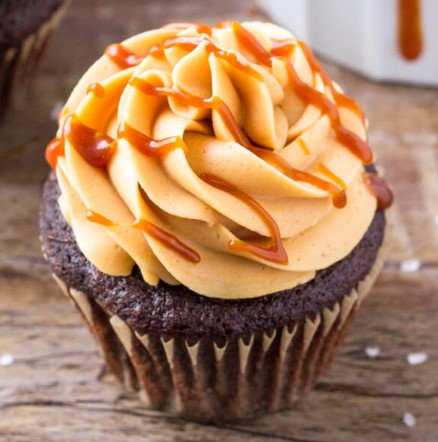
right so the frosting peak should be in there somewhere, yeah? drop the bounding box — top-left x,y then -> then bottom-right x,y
47,21 -> 388,299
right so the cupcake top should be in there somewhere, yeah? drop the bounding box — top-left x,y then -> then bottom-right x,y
46,21 -> 392,299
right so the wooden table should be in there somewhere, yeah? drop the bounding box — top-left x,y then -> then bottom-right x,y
1,1 -> 437,440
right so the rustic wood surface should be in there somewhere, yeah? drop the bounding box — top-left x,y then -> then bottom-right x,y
1,1 -> 438,441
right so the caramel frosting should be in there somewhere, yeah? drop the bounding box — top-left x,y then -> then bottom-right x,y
46,21 -> 389,299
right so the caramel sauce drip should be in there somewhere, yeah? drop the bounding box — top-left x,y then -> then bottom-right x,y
118,121 -> 185,156
270,39 -> 296,57
46,114 -> 115,170
45,138 -> 65,170
317,163 -> 346,191
105,43 -> 144,69
230,21 -> 272,66
296,41 -> 366,124
63,114 -> 116,168
87,82 -> 106,98
398,0 -> 423,61
200,173 -> 288,264
363,173 -> 394,210
258,152 -> 347,209
134,219 -> 201,263
287,57 -> 371,164
86,209 -> 114,226
86,209 -> 201,263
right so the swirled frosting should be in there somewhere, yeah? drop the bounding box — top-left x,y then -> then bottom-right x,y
46,21 -> 385,299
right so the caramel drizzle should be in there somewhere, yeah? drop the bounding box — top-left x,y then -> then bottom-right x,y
118,121 -> 185,156
296,41 -> 366,124
46,115 -> 115,170
86,209 -> 201,263
87,82 -> 106,98
317,164 -> 346,191
398,0 -> 423,61
45,138 -> 64,170
200,173 -> 288,264
64,115 -> 115,168
230,21 -> 272,66
105,43 -> 144,69
256,151 -> 347,209
363,173 -> 394,210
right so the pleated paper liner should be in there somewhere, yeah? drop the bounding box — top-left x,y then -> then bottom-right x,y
0,0 -> 70,116
51,240 -> 384,421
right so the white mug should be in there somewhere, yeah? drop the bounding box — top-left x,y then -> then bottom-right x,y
257,0 -> 438,86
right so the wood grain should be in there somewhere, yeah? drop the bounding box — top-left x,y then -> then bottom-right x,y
1,1 -> 438,441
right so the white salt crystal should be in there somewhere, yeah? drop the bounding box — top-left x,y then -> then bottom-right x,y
407,352 -> 428,366
434,214 -> 438,226
49,101 -> 64,121
400,259 -> 421,273
0,388 -> 14,398
403,412 -> 416,427
365,346 -> 380,358
0,354 -> 14,366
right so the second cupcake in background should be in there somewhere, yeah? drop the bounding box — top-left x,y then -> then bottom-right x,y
40,20 -> 392,421
0,0 -> 70,117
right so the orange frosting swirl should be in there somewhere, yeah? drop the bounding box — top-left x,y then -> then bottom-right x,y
47,21 -> 385,299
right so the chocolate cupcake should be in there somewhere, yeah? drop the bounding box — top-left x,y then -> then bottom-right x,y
0,0 -> 70,117
40,21 -> 392,421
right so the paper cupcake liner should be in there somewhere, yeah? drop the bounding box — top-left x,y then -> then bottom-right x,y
0,0 -> 69,116
52,243 -> 385,421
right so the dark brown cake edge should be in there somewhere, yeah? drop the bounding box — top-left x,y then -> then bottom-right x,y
40,171 -> 386,341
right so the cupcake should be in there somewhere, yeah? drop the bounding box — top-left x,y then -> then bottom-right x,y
40,21 -> 392,421
0,0 -> 70,117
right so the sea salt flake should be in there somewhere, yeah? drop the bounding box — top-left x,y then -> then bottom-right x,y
400,259 -> 421,273
403,412 -> 416,427
365,346 -> 380,358
49,101 -> 64,121
0,388 -> 14,398
434,214 -> 438,226
407,352 -> 428,366
0,354 -> 14,366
